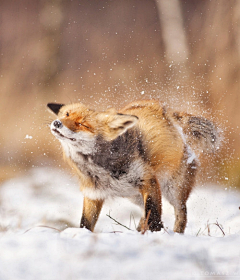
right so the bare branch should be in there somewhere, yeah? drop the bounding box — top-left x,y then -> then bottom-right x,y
214,221 -> 225,237
106,213 -> 132,231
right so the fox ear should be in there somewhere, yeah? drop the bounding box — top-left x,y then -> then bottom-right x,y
47,103 -> 64,115
107,113 -> 138,140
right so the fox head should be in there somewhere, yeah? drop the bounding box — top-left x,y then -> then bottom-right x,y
47,102 -> 138,151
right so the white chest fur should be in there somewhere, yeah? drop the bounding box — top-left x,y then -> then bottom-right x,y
61,141 -> 145,201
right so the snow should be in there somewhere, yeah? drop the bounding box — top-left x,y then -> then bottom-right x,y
0,167 -> 240,280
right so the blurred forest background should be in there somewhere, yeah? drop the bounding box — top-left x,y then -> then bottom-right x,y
0,0 -> 240,187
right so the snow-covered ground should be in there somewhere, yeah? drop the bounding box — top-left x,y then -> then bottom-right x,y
0,167 -> 240,280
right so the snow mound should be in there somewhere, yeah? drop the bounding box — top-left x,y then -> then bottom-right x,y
0,167 -> 240,280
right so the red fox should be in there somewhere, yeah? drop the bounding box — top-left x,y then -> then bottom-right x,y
47,100 -> 219,233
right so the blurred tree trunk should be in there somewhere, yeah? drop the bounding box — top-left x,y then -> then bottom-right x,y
155,0 -> 189,64
39,0 -> 65,88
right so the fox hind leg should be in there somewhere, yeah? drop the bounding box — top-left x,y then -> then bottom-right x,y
173,202 -> 188,233
173,160 -> 198,233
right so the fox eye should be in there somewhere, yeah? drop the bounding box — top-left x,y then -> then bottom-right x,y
78,123 -> 91,129
66,112 -> 69,117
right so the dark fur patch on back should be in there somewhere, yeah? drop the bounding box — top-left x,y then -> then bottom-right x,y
80,129 -> 148,180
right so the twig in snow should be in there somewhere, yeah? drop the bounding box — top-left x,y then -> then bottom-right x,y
196,228 -> 201,237
204,220 -> 225,237
214,220 -> 225,236
106,212 -> 132,231
163,226 -> 170,235
207,220 -> 211,236
23,225 -> 61,234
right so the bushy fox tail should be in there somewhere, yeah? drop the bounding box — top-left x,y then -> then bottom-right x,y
172,112 -> 221,154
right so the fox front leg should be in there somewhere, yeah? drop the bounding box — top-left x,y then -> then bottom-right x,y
80,197 -> 104,232
138,177 -> 163,232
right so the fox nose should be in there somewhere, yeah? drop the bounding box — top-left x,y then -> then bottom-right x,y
53,120 -> 63,129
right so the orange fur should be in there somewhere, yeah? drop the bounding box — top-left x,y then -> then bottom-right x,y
121,100 -> 184,172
